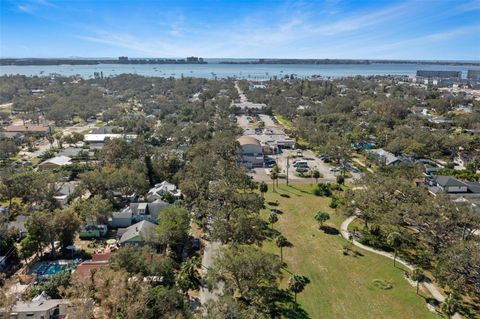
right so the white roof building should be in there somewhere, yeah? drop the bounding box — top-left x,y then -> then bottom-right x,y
367,149 -> 400,166
37,156 -> 72,170
146,181 -> 181,202
84,133 -> 137,143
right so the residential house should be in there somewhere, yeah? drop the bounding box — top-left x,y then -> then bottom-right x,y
117,220 -> 157,246
427,176 -> 480,196
429,176 -> 469,194
366,149 -> 402,166
1,299 -> 69,319
79,225 -> 108,239
53,181 -> 78,207
1,124 -> 51,138
146,181 -> 181,202
37,156 -> 72,171
56,147 -> 93,160
8,215 -> 27,239
74,252 -> 110,279
83,133 -> 137,149
109,201 -> 170,228
455,151 -> 480,170
249,83 -> 267,90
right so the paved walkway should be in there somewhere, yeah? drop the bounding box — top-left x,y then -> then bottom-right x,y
340,215 -> 461,319
199,240 -> 222,304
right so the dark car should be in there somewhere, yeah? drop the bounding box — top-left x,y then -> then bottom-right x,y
192,238 -> 201,250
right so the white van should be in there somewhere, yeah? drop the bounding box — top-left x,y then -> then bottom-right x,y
293,160 -> 308,168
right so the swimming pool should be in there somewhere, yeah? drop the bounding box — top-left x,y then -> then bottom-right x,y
32,261 -> 74,279
36,263 -> 65,276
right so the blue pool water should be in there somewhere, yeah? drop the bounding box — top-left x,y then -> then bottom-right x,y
36,263 -> 67,276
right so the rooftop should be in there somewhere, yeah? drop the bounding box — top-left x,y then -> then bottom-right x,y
434,176 -> 468,188
9,299 -> 67,313
3,124 -> 50,133
237,136 -> 261,146
119,220 -> 157,244
40,155 -> 72,166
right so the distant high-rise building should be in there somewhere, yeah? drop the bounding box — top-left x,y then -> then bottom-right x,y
467,70 -> 480,80
186,56 -> 199,63
416,70 -> 461,78
118,56 -> 129,62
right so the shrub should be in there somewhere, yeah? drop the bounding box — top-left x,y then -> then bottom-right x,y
314,183 -> 332,197
336,174 -> 345,184
329,196 -> 339,209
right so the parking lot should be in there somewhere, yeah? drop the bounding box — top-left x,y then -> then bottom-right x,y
250,148 -> 337,183
237,114 -> 362,183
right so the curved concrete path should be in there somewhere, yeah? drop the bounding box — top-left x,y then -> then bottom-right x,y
340,215 -> 461,319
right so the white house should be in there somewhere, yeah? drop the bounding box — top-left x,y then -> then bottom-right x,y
1,299 -> 69,319
367,149 -> 401,166
37,156 -> 72,170
146,181 -> 181,202
83,133 -> 137,148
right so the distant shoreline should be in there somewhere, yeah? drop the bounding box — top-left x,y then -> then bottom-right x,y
0,57 -> 207,66
1,58 -> 479,67
218,59 -> 480,66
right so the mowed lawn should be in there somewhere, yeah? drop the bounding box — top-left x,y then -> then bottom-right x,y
261,183 -> 438,319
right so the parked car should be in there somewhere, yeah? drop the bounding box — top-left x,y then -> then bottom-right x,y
319,155 -> 331,163
293,160 -> 308,168
264,160 -> 276,168
296,167 -> 309,173
192,238 -> 201,250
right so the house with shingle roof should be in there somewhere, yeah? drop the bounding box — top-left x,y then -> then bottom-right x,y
37,155 -> 72,170
118,220 -> 157,246
109,200 -> 170,228
431,176 -> 469,193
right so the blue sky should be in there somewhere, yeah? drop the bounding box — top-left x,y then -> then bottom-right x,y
1,0 -> 479,60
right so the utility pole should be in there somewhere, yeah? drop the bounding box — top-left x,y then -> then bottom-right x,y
286,156 -> 289,186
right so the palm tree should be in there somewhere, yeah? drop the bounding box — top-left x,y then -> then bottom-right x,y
275,235 -> 288,262
441,291 -> 460,319
259,181 -> 268,198
46,134 -> 54,149
288,273 -> 310,302
177,257 -> 202,296
386,232 -> 402,267
410,267 -> 424,294
272,164 -> 280,188
54,132 -> 64,149
271,171 -> 278,192
314,211 -> 330,229
268,212 -> 278,230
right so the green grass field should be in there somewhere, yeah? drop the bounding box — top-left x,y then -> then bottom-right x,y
261,183 -> 438,319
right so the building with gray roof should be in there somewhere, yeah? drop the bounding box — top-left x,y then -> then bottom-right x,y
1,299 -> 69,319
118,220 -> 157,246
109,201 -> 170,228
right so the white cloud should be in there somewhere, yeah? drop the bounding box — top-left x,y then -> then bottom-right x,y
456,0 -> 480,12
73,0 -> 478,59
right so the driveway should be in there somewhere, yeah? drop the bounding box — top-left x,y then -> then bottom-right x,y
199,240 -> 223,304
